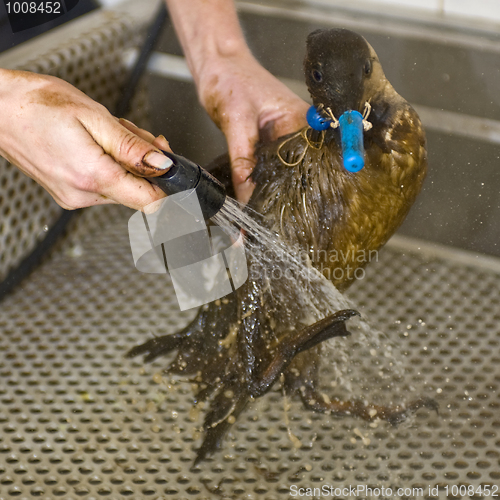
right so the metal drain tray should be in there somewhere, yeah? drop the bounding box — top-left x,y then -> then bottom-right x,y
0,205 -> 498,499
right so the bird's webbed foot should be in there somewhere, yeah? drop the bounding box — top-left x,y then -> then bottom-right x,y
126,294 -> 238,375
247,309 -> 359,398
382,397 -> 439,425
125,308 -> 209,369
194,374 -> 250,465
190,309 -> 359,463
125,330 -> 188,363
299,385 -> 438,425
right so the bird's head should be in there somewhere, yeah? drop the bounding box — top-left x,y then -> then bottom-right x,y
304,28 -> 386,119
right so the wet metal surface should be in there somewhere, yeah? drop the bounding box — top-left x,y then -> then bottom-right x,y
0,206 -> 499,498
0,1 -> 499,497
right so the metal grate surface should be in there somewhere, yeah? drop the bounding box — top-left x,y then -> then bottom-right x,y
0,206 -> 499,499
0,0 -> 156,283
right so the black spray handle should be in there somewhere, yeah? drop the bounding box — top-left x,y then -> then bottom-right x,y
147,151 -> 226,220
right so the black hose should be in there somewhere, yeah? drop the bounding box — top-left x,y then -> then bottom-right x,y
0,210 -> 75,299
0,4 -> 169,302
116,3 -> 168,117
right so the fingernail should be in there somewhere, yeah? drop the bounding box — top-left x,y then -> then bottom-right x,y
143,150 -> 173,170
155,134 -> 170,150
119,117 -> 138,128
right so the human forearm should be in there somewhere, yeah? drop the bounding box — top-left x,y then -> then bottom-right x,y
0,68 -> 172,210
164,0 -> 309,203
165,0 -> 250,87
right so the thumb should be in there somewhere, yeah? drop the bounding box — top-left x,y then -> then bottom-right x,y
79,111 -> 172,178
225,120 -> 258,204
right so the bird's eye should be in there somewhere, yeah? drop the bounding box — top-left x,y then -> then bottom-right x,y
364,59 -> 373,76
312,69 -> 323,82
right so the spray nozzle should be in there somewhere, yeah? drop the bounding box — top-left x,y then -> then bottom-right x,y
147,151 -> 226,220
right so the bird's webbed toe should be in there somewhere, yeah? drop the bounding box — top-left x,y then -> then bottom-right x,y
247,309 -> 358,398
297,381 -> 438,424
194,375 -> 250,465
125,331 -> 186,363
126,295 -> 238,375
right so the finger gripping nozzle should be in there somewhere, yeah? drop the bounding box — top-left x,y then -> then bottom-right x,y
147,151 -> 226,220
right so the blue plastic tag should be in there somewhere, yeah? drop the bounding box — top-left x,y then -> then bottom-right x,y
338,110 -> 365,172
306,106 -> 331,131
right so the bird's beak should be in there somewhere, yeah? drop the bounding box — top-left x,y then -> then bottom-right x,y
319,79 -> 364,119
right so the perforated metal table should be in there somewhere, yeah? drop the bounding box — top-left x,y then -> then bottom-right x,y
0,1 -> 499,497
0,205 -> 499,499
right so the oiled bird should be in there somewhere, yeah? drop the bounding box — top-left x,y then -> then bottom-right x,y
128,28 -> 433,463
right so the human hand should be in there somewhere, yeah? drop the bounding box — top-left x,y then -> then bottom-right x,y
0,69 -> 173,211
197,51 -> 309,203
164,0 -> 308,203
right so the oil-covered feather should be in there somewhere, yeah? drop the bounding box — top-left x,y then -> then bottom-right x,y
127,28 -> 432,463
